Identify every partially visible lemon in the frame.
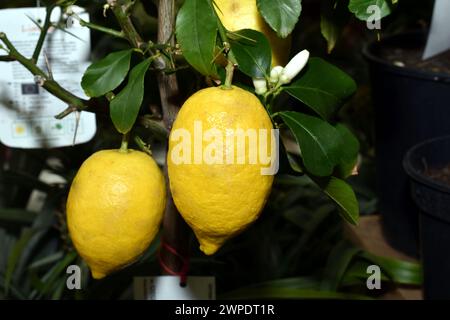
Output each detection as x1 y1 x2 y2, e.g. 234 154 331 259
67 149 166 279
215 0 292 66
168 86 274 255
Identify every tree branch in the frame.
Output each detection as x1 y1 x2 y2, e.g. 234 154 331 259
157 0 190 278
32 4 55 63
157 0 181 130
111 1 166 70
78 18 126 39
0 55 14 61
0 32 108 118
0 32 87 109
111 1 144 49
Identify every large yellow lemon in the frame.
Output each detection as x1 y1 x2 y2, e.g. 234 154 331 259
168 86 274 255
215 0 292 66
67 149 166 279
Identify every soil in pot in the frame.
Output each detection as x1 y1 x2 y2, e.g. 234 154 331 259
425 164 450 186
379 45 450 74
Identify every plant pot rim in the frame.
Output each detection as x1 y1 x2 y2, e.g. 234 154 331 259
403 135 450 195
362 30 450 83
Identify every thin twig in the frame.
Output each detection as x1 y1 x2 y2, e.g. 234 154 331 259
32 4 56 63
77 17 126 39
0 55 14 61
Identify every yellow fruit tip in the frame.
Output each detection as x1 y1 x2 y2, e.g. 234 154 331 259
91 269 106 280
199 240 222 255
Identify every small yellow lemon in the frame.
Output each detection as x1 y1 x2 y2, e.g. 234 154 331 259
215 0 292 66
67 149 166 279
168 86 274 255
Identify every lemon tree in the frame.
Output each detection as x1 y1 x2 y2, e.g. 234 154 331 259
0 0 401 288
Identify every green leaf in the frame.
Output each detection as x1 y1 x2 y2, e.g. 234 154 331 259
280 111 341 176
229 29 272 78
313 176 359 224
359 251 423 285
335 124 360 178
28 251 64 271
257 0 302 38
81 50 132 97
0 208 36 225
284 58 357 120
320 0 351 53
220 277 370 299
348 0 392 21
0 274 26 299
34 252 77 299
176 0 218 76
110 59 152 134
341 260 390 286
4 228 36 295
321 241 361 290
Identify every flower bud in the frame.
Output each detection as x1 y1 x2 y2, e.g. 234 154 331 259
279 50 310 84
269 66 284 84
253 78 267 95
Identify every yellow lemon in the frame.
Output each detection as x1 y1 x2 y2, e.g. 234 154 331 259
168 86 274 255
215 0 292 66
67 149 166 279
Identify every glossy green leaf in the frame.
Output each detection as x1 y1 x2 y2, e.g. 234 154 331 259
320 0 351 53
348 0 392 21
335 123 360 178
280 111 341 176
284 58 357 120
81 50 132 97
313 176 359 224
229 29 271 78
110 59 152 134
176 0 218 76
257 0 302 38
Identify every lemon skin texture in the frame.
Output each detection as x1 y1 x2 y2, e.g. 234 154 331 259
215 0 292 66
168 86 274 255
67 149 166 279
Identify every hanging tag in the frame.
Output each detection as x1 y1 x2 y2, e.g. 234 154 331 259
134 276 216 300
423 0 450 60
0 6 96 148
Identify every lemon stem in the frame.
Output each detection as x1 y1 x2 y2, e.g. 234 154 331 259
223 60 234 89
213 5 235 90
120 132 129 153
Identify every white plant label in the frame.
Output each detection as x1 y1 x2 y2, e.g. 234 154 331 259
0 6 96 148
423 0 450 60
134 276 216 300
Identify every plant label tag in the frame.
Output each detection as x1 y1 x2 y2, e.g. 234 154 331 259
0 6 96 149
423 0 450 60
134 276 216 300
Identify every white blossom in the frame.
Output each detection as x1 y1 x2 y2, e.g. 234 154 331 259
279 50 310 85
253 78 268 95
269 66 284 84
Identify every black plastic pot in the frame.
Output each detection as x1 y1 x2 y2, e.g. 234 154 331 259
404 136 450 299
363 32 450 257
